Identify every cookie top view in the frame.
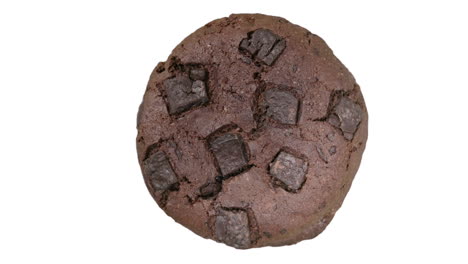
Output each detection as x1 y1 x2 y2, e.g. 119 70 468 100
136 13 368 249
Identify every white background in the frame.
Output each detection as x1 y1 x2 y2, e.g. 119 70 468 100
1 0 467 263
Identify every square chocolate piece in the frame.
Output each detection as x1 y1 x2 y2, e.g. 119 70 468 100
239 29 286 66
143 151 178 191
262 88 299 125
269 151 308 191
209 133 249 176
164 75 208 115
328 97 362 140
215 208 251 249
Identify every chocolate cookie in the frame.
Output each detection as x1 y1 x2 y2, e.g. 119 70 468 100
136 13 368 249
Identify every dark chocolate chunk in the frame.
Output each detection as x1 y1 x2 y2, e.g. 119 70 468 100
269 151 308 192
209 133 249 176
239 29 286 66
189 68 207 81
164 75 208 115
143 151 178 191
261 88 299 125
215 208 251 249
199 182 222 198
328 97 362 140
262 39 286 66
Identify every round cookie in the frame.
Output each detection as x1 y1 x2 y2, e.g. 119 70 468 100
136 13 368 249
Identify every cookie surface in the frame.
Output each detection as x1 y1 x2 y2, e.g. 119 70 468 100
137 13 368 249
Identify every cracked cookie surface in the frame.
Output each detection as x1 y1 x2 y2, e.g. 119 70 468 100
137 13 368 249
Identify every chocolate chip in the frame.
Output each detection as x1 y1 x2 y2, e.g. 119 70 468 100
209 133 249 176
262 39 286 66
189 68 207 81
261 88 299 125
269 151 308 192
328 97 362 140
215 208 251 249
164 76 208 115
199 182 222 198
143 151 178 191
239 29 286 66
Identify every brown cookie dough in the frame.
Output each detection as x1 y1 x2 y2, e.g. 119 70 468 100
136 13 368 249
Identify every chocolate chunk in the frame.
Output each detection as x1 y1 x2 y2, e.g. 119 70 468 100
215 208 251 249
262 88 299 125
269 151 308 191
262 39 286 66
143 151 178 191
328 97 362 140
164 75 208 115
209 133 249 176
239 29 286 66
199 182 222 198
189 68 207 81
